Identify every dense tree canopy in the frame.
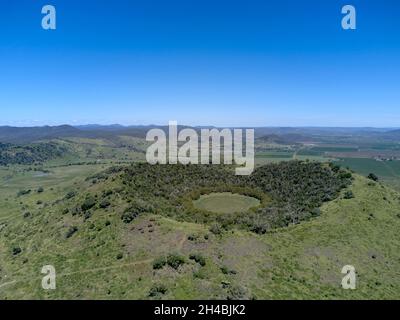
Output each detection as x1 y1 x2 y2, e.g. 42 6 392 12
0 142 68 165
120 161 352 233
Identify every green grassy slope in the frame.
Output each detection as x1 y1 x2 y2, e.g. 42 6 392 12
0 165 399 299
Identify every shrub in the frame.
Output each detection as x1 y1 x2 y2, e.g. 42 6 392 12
121 210 139 224
103 189 113 197
65 191 76 199
344 191 354 199
367 173 379 182
329 163 341 173
250 222 267 234
99 199 111 209
338 170 352 179
166 254 186 270
227 285 248 300
83 211 92 221
65 226 78 238
121 199 153 223
189 253 206 266
153 256 167 270
187 234 198 241
37 187 44 193
130 199 154 214
81 197 96 211
148 284 168 298
311 208 321 217
71 206 81 216
17 189 31 197
220 266 235 275
12 246 22 255
210 223 223 235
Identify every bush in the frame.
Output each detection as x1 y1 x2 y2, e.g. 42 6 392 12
121 199 153 223
121 210 139 224
187 234 198 241
37 187 44 193
83 211 92 221
17 189 31 197
189 253 206 266
338 170 352 180
367 173 379 182
227 285 248 300
344 191 354 199
99 199 111 209
81 197 96 211
220 266 236 275
148 284 168 298
250 222 267 234
311 208 321 217
153 256 166 270
210 223 223 235
103 189 113 197
65 191 76 199
65 226 78 238
12 246 22 255
329 163 341 173
166 254 186 270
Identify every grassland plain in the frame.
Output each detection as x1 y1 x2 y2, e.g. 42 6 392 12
0 159 399 299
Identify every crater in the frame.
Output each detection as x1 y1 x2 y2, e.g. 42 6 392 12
193 192 260 214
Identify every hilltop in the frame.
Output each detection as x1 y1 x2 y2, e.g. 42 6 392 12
0 161 399 299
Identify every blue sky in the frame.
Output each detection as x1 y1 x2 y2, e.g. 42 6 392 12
0 0 399 127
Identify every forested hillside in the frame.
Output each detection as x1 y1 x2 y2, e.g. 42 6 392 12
0 142 69 165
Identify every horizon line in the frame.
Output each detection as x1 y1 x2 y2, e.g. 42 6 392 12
0 123 399 129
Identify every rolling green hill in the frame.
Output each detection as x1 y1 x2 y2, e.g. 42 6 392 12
0 161 399 299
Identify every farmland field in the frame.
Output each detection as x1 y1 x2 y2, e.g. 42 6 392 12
335 158 400 190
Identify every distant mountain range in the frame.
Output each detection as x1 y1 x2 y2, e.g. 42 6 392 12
0 124 399 144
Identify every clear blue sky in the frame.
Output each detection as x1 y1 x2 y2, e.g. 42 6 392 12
0 0 399 127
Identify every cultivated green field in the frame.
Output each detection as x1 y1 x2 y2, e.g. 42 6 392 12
336 158 400 191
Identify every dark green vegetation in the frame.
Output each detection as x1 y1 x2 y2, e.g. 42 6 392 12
0 125 400 300
121 162 351 234
0 142 69 165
